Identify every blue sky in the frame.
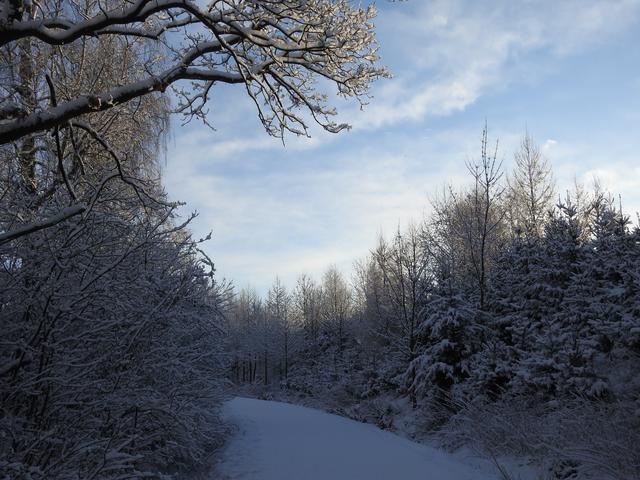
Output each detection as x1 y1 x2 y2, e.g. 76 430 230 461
164 0 640 294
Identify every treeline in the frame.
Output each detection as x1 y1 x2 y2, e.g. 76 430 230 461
0 15 232 480
228 129 640 478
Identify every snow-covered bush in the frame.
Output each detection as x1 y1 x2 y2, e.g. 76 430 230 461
441 396 640 480
0 181 232 478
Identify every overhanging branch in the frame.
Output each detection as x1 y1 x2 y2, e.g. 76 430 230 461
0 203 86 245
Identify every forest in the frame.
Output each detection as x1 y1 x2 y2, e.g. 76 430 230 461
1 0 639 479
227 130 640 479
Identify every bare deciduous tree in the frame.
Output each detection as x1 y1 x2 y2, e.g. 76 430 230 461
506 133 555 239
372 224 431 364
320 265 351 352
293 273 323 342
429 126 507 309
0 0 388 144
1 0 387 244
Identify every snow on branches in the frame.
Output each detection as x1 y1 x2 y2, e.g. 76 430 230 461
0 0 388 144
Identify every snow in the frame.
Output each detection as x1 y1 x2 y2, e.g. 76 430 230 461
216 397 499 480
0 203 86 243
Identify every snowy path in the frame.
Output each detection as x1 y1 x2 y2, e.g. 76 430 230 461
216 397 497 480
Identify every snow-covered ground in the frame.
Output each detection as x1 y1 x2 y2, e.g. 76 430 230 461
216 397 500 480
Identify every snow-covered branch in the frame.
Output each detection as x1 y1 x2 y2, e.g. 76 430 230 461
0 203 86 244
0 0 388 144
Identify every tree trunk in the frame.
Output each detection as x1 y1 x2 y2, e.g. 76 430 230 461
264 350 268 385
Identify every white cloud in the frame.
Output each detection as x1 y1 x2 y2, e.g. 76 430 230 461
349 0 640 130
163 0 640 293
165 124 494 293
581 167 640 192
